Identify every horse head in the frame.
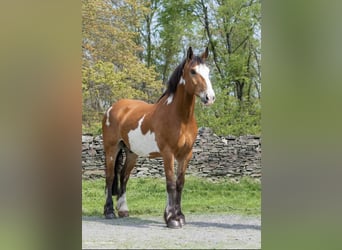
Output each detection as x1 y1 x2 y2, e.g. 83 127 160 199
182 47 215 105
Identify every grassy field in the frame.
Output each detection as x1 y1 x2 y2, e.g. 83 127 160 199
82 176 261 217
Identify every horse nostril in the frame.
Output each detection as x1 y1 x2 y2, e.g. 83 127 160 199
206 94 210 101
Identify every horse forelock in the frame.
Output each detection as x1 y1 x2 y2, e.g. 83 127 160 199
190 55 204 66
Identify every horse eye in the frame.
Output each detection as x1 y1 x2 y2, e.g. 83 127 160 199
190 69 196 75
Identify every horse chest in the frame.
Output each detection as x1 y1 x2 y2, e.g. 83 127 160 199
175 130 196 154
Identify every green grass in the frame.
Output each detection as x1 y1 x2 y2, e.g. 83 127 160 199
82 176 261 217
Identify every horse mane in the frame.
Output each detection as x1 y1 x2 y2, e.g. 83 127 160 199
157 60 186 103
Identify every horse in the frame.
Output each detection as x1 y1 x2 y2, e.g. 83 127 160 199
102 47 215 228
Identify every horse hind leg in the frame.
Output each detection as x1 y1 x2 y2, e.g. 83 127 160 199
103 143 121 219
112 147 124 196
117 145 138 218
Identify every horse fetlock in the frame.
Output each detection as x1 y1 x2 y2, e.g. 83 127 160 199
164 208 184 228
104 212 116 219
104 209 116 219
164 205 174 222
104 205 116 219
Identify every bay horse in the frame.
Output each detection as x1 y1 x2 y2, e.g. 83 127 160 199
102 47 215 228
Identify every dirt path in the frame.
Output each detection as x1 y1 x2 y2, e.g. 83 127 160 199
82 214 261 249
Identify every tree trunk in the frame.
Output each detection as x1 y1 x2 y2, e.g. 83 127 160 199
200 0 224 80
235 80 245 101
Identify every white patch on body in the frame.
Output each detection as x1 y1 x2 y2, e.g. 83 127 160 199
127 115 160 156
117 193 129 211
165 94 174 105
194 64 215 102
105 106 113 127
179 76 186 85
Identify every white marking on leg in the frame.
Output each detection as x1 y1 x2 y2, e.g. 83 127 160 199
105 106 113 127
117 193 129 211
127 115 160 156
165 94 174 105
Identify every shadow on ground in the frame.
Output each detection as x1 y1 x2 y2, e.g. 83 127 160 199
189 221 260 230
82 216 163 228
82 215 260 231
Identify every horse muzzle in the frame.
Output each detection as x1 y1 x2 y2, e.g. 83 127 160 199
200 92 215 106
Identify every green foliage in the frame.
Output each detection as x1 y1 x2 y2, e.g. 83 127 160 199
82 0 163 134
82 176 261 216
196 92 261 136
82 0 261 136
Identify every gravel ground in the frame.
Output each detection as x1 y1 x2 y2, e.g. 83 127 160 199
82 214 261 249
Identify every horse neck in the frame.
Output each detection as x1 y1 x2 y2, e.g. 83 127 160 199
173 84 196 122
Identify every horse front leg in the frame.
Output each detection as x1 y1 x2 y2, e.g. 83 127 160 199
175 152 192 226
163 153 181 228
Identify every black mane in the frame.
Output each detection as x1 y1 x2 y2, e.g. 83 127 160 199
157 56 204 103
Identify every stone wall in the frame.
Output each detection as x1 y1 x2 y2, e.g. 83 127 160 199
82 127 261 180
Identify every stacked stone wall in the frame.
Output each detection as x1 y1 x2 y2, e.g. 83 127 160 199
82 127 261 180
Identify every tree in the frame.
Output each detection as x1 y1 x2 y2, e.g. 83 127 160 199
82 0 261 136
82 0 162 133
137 0 161 68
194 0 261 101
193 0 261 135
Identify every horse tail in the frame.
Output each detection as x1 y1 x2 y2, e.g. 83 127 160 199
112 148 123 196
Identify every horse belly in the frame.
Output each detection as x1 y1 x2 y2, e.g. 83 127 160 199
127 117 160 157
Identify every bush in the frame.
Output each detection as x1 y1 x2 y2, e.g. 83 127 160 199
195 93 261 136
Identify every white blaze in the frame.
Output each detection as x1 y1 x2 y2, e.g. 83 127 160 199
127 115 160 156
195 64 215 101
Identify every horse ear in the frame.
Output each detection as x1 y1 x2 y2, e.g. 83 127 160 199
201 47 209 60
186 47 193 61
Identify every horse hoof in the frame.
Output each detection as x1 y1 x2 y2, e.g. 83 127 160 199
105 212 116 219
118 210 129 218
167 219 182 229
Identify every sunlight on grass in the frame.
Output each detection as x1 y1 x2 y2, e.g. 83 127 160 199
82 176 260 217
